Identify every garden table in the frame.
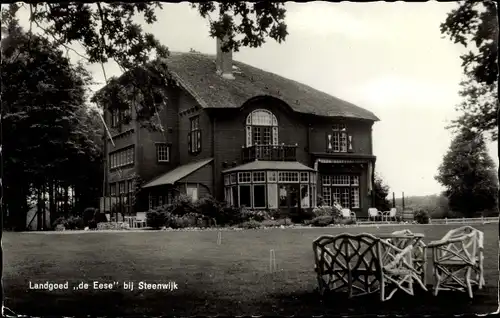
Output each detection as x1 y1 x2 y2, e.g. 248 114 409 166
379 231 427 286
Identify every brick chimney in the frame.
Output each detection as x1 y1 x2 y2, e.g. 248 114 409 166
216 35 234 80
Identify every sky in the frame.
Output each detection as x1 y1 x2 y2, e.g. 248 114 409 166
11 2 499 197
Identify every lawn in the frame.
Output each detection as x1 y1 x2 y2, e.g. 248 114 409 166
3 223 499 316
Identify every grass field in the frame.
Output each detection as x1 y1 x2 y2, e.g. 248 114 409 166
3 223 499 316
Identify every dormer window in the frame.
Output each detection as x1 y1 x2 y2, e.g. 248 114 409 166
326 124 353 153
245 109 278 147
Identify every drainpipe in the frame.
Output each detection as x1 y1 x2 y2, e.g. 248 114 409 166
212 113 216 198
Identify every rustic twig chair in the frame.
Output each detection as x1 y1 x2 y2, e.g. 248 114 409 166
313 233 427 302
428 226 485 298
368 208 380 221
382 229 427 285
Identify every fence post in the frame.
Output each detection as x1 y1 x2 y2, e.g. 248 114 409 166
429 218 432 225
445 217 448 225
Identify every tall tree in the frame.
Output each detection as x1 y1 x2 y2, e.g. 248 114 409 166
1 12 102 230
373 174 392 212
441 0 498 140
13 2 288 123
435 128 499 217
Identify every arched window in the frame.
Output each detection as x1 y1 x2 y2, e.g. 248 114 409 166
245 109 278 147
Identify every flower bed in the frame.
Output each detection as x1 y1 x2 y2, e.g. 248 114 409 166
97 222 130 231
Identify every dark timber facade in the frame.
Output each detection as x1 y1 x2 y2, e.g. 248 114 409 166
99 38 379 219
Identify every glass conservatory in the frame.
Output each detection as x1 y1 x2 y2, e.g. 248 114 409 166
223 162 317 211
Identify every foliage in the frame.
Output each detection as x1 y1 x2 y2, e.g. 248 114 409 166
83 207 96 225
441 1 498 140
396 193 450 219
305 215 334 227
373 173 392 212
52 216 85 230
237 220 262 229
312 206 335 217
196 195 223 224
435 128 498 217
260 218 292 227
414 209 430 224
3 2 288 125
1 12 103 230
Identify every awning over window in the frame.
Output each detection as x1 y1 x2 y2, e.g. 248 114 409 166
222 160 314 173
142 158 213 188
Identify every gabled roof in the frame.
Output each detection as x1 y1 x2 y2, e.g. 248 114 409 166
163 52 379 121
142 158 213 188
222 160 315 173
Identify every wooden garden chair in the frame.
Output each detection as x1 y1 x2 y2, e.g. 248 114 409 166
341 208 357 220
368 208 380 221
428 226 485 298
313 233 427 302
132 212 147 228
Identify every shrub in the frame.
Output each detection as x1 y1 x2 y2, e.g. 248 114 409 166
336 218 356 225
83 207 96 225
414 209 430 224
260 218 293 227
52 217 66 229
307 215 334 227
312 206 334 217
170 195 197 216
196 196 222 221
93 210 108 223
217 206 241 226
52 216 84 230
238 220 262 229
147 210 170 229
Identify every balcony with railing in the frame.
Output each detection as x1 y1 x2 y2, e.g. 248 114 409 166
242 144 298 163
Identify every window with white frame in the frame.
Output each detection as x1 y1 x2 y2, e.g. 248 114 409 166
188 116 201 154
326 124 352 153
253 171 266 183
222 169 318 209
267 171 277 182
230 173 237 184
156 143 170 162
321 174 360 209
300 172 309 183
245 109 278 147
278 172 299 182
238 172 251 183
186 185 199 202
109 146 135 169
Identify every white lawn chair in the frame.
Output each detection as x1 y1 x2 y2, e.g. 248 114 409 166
368 208 380 221
383 208 398 222
341 208 356 220
133 212 147 228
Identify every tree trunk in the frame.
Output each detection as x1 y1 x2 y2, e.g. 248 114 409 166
36 186 42 231
42 183 47 230
49 180 55 227
64 186 69 216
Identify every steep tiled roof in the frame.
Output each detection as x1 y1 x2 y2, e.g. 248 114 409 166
163 52 379 121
